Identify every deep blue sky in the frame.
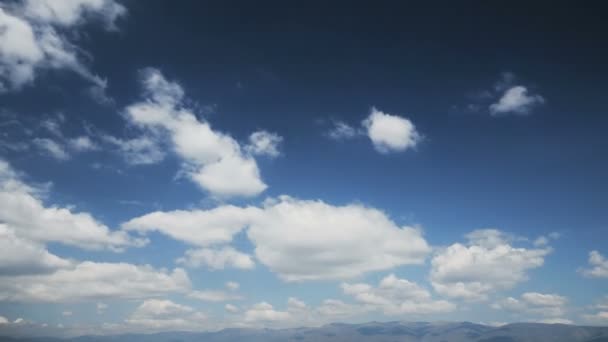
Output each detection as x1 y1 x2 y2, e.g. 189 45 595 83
0 0 607 337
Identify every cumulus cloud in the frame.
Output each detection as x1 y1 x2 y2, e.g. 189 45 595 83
580 250 608 278
124 196 431 281
489 86 545 115
126 299 206 331
176 247 255 270
68 136 98 152
0 224 72 275
430 229 552 300
464 73 545 116
241 297 368 328
189 290 241 303
122 68 268 197
0 261 190 302
0 158 145 251
492 292 568 319
244 302 291 323
342 274 455 315
583 297 608 325
225 304 239 313
123 205 259 247
362 107 421 153
0 0 125 92
188 281 243 302
245 130 282 157
247 196 430 281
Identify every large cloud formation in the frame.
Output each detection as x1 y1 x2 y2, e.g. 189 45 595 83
122 68 277 197
430 229 552 300
124 196 431 281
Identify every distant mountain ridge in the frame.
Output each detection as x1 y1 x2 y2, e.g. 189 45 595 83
2 321 608 342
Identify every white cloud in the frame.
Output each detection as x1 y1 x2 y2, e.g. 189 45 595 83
68 136 98 152
225 304 239 313
123 205 259 246
0 0 124 92
101 135 165 165
176 247 255 270
20 0 126 28
245 130 282 157
0 316 8 324
188 290 242 302
225 281 239 291
583 297 608 326
62 311 72 317
580 250 608 278
341 273 455 315
492 292 568 319
326 120 358 140
362 107 420 153
489 86 545 115
0 158 145 251
247 196 430 281
123 68 267 197
33 138 69 160
0 224 72 275
125 196 430 281
430 229 552 300
126 299 206 331
96 302 108 314
0 261 190 302
238 297 357 326
244 302 291 323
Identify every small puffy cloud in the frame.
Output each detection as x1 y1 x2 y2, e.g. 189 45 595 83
244 302 291 323
123 68 267 197
0 158 145 251
0 0 125 92
188 289 242 302
96 302 108 314
464 73 545 116
326 120 359 140
62 311 72 317
226 281 239 291
68 136 98 152
580 250 608 278
342 274 455 315
0 261 190 302
430 229 552 300
493 292 568 319
490 86 545 115
176 247 255 270
0 316 9 324
225 304 239 313
126 299 206 332
124 196 430 281
362 108 421 153
33 138 69 160
245 130 282 157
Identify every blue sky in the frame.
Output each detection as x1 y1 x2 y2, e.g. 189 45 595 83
0 0 607 337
